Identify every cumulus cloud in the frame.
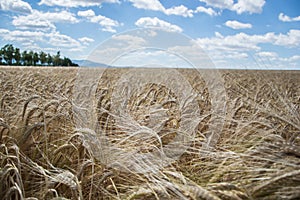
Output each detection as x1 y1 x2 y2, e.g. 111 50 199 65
13 17 56 31
273 29 300 47
197 32 259 52
12 10 78 31
129 0 193 17
215 32 224 38
196 29 300 68
199 0 233 9
0 0 32 13
197 30 300 53
135 17 183 33
78 37 95 45
48 32 81 48
165 5 194 17
0 29 10 35
232 0 265 14
225 20 252 29
128 0 164 11
288 55 300 62
77 9 120 33
194 6 218 16
199 0 266 14
256 51 278 58
0 28 92 53
38 0 119 7
254 52 300 69
0 28 45 44
279 13 300 22
77 9 95 18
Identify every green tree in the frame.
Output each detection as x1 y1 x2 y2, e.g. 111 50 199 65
14 48 21 65
33 52 39 66
62 57 71 66
53 51 61 66
39 51 47 66
21 50 27 66
27 51 34 66
47 53 52 66
0 44 78 67
61 57 78 66
2 44 14 65
0 48 3 64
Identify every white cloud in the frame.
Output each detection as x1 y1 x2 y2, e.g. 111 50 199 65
38 0 119 7
165 5 194 18
0 0 32 13
273 29 300 47
78 37 95 45
256 51 278 58
135 17 183 33
226 52 248 59
78 10 95 18
200 0 266 14
288 55 300 62
194 6 218 16
77 9 120 33
208 51 249 60
48 32 81 48
199 0 233 9
232 0 265 14
196 30 300 68
12 10 78 31
275 55 300 63
129 0 193 17
196 30 300 52
279 13 300 22
215 32 224 38
0 28 90 53
13 17 56 31
225 20 252 29
0 29 10 35
197 32 260 52
37 10 78 23
128 0 164 11
0 29 45 43
254 52 300 69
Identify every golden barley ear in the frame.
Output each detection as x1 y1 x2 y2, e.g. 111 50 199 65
252 170 300 198
22 95 40 121
0 119 10 141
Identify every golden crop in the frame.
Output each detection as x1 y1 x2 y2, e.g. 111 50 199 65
0 66 299 199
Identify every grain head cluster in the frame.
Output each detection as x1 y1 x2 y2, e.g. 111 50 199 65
0 66 299 199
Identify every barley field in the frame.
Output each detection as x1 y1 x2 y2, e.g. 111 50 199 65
0 66 299 200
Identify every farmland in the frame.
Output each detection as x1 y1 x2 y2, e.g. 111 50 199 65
0 66 299 199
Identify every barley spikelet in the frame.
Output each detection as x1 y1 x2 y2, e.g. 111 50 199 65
22 95 40 121
252 170 300 198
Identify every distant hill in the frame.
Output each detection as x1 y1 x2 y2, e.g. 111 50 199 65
73 60 111 67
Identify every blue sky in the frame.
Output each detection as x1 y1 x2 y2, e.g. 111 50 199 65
0 0 299 69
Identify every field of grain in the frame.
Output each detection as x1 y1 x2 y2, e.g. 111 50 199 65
0 66 299 200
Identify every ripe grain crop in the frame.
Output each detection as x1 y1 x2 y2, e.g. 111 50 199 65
0 66 299 199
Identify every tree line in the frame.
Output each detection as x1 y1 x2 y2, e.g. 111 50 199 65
0 44 78 67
